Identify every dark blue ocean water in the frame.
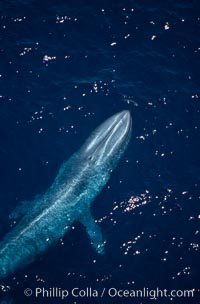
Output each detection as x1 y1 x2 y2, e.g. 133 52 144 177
0 0 199 303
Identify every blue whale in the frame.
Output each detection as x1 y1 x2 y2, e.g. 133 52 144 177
0 110 132 279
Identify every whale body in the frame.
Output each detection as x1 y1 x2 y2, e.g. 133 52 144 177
0 110 132 279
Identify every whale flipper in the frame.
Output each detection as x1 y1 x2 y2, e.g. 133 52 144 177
9 200 32 220
80 210 105 254
9 194 44 220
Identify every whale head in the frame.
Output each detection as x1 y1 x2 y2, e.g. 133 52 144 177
81 110 132 169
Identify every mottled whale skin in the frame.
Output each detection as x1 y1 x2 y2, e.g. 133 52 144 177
0 110 132 279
